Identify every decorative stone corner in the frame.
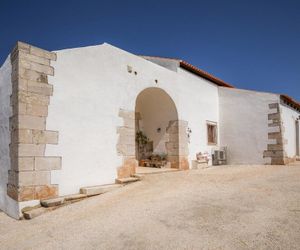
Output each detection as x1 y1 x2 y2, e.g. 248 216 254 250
116 109 138 179
166 120 189 170
7 42 61 201
263 103 287 165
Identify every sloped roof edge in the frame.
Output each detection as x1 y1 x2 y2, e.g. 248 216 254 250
141 55 234 88
280 94 300 112
179 60 234 88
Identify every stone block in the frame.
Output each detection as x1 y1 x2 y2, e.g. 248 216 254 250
263 150 285 158
18 157 35 171
269 103 279 109
119 109 135 120
30 46 57 61
271 157 285 165
166 126 178 134
268 126 281 133
11 42 30 57
7 184 35 201
115 177 140 184
34 156 62 170
18 50 50 65
34 185 58 200
117 164 136 179
80 184 122 196
18 91 50 106
27 81 53 96
268 113 281 121
179 156 189 170
268 132 282 140
123 117 135 128
18 170 51 186
41 197 64 207
20 69 48 83
167 148 180 156
21 60 54 75
26 104 48 116
32 130 58 144
18 129 33 143
18 115 46 130
63 193 87 201
166 142 179 150
118 134 134 145
268 121 281 127
117 144 135 156
12 77 27 91
8 170 18 186
117 126 135 136
267 144 283 151
263 157 272 165
18 144 45 156
23 207 47 220
18 103 27 115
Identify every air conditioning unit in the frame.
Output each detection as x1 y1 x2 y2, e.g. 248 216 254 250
212 147 227 165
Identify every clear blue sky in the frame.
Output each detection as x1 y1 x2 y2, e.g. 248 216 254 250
1 0 299 100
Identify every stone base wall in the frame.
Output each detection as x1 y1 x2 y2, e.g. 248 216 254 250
116 109 137 178
7 42 61 201
263 103 287 165
166 120 189 170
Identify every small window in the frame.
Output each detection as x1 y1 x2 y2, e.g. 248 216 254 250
207 122 217 145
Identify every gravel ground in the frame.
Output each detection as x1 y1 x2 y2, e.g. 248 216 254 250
0 164 300 250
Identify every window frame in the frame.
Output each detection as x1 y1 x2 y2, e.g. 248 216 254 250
206 121 218 145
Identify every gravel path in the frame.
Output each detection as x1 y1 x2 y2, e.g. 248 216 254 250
1 164 300 250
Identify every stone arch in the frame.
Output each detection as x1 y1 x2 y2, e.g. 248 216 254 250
116 87 189 179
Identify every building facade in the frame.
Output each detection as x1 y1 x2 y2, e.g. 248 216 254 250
0 42 299 219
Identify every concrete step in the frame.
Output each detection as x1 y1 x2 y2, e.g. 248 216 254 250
63 193 87 201
115 177 140 184
41 197 65 208
80 184 123 196
23 207 48 219
296 156 300 161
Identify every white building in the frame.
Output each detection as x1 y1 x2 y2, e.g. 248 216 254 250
0 42 299 219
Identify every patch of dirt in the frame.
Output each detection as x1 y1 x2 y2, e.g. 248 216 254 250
0 164 299 249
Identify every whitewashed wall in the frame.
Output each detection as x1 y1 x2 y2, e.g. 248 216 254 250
219 87 279 164
0 56 24 218
281 104 300 158
46 43 220 196
0 56 12 214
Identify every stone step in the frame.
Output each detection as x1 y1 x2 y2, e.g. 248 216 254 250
23 207 48 219
296 156 300 161
115 177 140 184
41 197 65 207
132 174 145 179
63 193 87 201
80 184 123 196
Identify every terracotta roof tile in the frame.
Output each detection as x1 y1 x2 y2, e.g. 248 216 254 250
179 60 234 88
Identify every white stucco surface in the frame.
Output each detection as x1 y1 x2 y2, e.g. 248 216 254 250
219 87 280 164
281 104 300 158
46 43 220 196
0 56 20 218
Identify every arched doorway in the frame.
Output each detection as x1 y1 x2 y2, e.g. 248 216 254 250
116 88 189 179
135 87 186 170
